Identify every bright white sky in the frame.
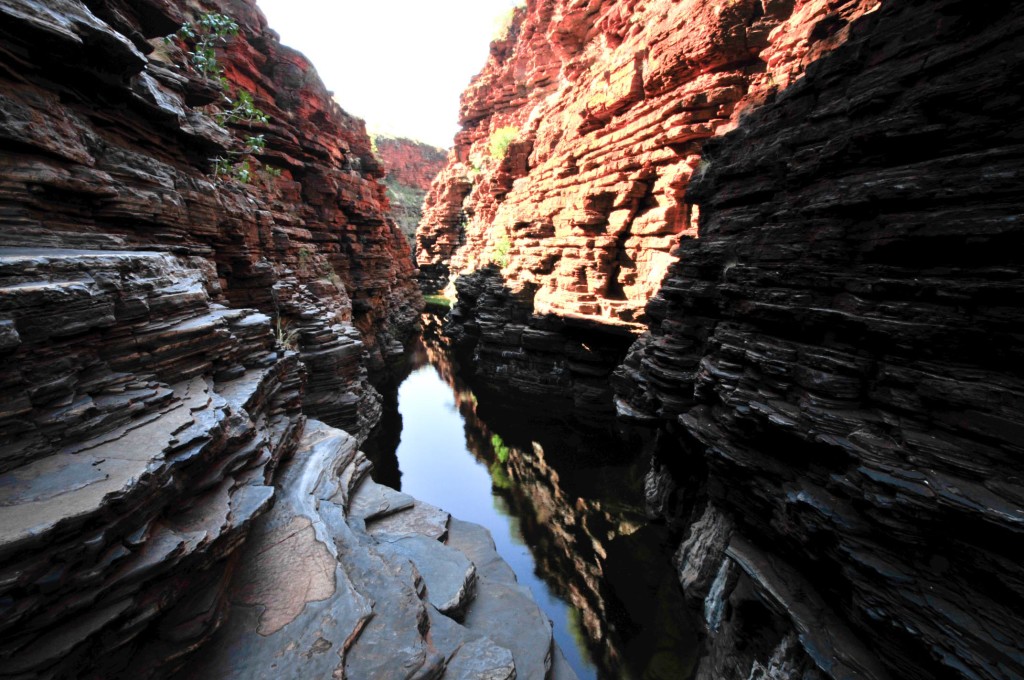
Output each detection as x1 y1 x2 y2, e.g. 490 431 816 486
257 0 521 148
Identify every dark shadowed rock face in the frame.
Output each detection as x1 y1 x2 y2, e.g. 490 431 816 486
616 1 1024 678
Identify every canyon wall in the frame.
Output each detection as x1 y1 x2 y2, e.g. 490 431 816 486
420 0 1024 678
417 0 879 407
374 135 447 250
0 0 437 676
0 0 421 438
612 1 1024 679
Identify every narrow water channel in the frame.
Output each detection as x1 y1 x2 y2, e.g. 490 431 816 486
364 314 700 680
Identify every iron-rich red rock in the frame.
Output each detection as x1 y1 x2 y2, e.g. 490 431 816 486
0 0 422 437
374 135 448 251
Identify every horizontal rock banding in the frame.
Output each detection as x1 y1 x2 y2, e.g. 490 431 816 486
616 1 1024 678
417 0 878 401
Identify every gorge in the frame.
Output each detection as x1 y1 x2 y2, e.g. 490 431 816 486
1 0 1022 679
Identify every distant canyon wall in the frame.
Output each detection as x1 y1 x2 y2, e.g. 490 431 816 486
374 135 447 252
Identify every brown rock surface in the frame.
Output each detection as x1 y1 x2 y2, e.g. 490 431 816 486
417 0 878 397
0 0 422 437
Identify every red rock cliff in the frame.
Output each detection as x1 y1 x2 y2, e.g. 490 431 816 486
418 0 878 326
374 135 447 250
417 0 878 411
376 135 447 191
0 0 422 437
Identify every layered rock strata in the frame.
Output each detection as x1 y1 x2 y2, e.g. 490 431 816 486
615 1 1024 678
0 249 303 677
0 0 567 677
374 135 448 252
417 0 878 398
0 0 421 438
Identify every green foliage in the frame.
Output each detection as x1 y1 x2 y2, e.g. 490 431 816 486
490 434 510 464
275 315 301 350
216 91 269 127
489 126 518 160
492 233 511 268
423 294 452 311
166 13 275 185
168 12 239 81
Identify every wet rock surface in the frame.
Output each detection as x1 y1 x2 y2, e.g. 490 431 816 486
616 1 1024 678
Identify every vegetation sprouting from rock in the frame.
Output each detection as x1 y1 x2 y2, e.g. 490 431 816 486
488 126 518 160
167 12 279 183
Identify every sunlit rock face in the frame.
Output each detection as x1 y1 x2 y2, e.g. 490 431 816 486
616 1 1024 679
374 135 448 252
417 0 878 401
0 0 421 437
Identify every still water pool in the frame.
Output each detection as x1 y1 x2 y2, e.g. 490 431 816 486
364 317 699 680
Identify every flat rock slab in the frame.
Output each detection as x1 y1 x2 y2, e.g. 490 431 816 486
425 605 515 680
177 423 373 680
0 377 210 558
445 518 517 585
367 500 450 541
462 578 553 680
445 636 517 680
340 534 444 680
349 478 416 521
375 533 477 616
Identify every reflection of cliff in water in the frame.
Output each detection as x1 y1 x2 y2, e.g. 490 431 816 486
368 313 700 680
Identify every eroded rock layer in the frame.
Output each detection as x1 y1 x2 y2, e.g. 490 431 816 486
0 249 303 678
0 0 421 437
615 1 1024 678
417 0 878 398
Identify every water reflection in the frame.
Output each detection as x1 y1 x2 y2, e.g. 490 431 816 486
365 314 699 680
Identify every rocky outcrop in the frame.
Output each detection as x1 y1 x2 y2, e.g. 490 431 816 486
0 249 303 678
376 135 448 193
0 0 421 438
374 135 447 252
417 0 878 400
179 418 574 680
615 1 1024 678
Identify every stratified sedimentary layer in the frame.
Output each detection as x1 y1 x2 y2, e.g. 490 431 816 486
0 0 421 436
417 0 877 402
615 2 1024 678
0 249 303 678
177 419 576 680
